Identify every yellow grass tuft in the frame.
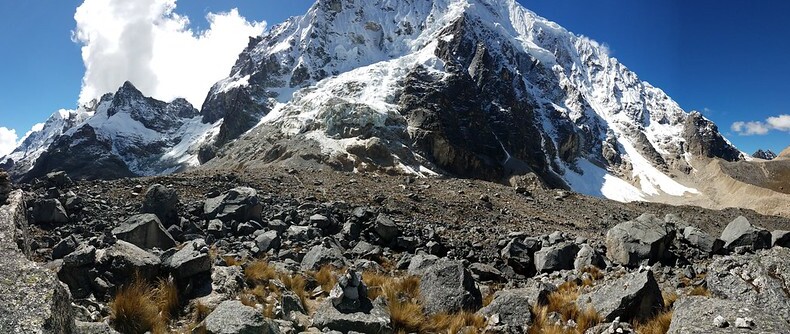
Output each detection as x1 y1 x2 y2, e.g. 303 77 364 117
528 279 602 334
688 285 710 297
312 266 339 293
634 310 673 334
424 311 486 334
244 260 278 285
109 277 166 334
153 276 180 321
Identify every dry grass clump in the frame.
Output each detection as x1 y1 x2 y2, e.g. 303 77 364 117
634 310 673 334
424 311 486 333
312 265 339 293
153 277 179 321
109 276 173 334
244 260 278 284
688 285 710 297
242 259 311 315
528 277 604 334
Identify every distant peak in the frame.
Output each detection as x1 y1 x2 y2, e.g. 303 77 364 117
752 149 777 160
117 81 143 96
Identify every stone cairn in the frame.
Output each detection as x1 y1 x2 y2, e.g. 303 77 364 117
329 269 369 312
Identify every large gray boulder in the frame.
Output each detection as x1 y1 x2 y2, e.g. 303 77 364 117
301 244 348 272
477 289 533 330
668 296 788 333
255 230 281 253
706 247 790 323
140 184 179 226
96 240 161 284
0 191 75 333
534 242 579 273
605 214 675 267
112 214 176 250
719 216 771 251
419 259 482 315
204 300 278 334
406 253 439 276
574 243 606 271
577 270 664 323
204 187 262 223
682 226 724 254
312 297 392 334
500 238 538 276
163 239 211 280
374 213 400 242
32 198 69 224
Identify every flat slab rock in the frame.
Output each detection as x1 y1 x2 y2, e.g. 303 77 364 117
706 247 790 323
312 297 392 334
0 191 74 333
668 296 788 333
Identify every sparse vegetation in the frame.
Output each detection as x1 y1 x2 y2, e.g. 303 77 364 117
688 285 711 297
109 276 167 334
424 311 486 333
312 265 339 293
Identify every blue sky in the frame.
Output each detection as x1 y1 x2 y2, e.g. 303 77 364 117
0 0 787 155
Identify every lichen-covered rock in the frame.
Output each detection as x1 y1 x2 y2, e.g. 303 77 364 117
605 214 675 267
163 238 211 280
204 300 278 334
32 198 69 225
682 226 724 254
300 243 348 272
419 259 482 315
204 187 262 223
478 289 533 330
534 242 580 273
706 247 790 323
312 296 392 334
0 191 75 333
577 270 664 323
668 296 788 333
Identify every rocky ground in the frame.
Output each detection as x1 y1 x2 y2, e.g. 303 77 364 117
1 168 790 333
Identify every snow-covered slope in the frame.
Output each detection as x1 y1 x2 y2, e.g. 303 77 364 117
4 82 219 181
202 0 742 203
1 108 93 174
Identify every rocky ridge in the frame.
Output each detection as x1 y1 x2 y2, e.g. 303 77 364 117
1 170 788 333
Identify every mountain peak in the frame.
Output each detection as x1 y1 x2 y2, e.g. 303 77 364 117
753 149 777 160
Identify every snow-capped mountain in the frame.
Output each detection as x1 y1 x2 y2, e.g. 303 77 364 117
2 82 218 181
1 108 93 174
2 0 749 205
200 0 742 202
752 149 777 160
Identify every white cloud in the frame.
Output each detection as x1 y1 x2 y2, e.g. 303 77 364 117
0 127 19 157
766 114 790 132
732 113 790 136
73 0 266 109
731 121 770 136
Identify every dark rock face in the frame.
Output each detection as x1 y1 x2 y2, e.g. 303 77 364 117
140 184 179 227
32 199 69 225
312 297 392 334
419 259 482 315
0 171 10 204
683 112 742 162
111 214 176 250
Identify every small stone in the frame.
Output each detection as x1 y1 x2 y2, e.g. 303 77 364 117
734 317 754 329
713 315 728 328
